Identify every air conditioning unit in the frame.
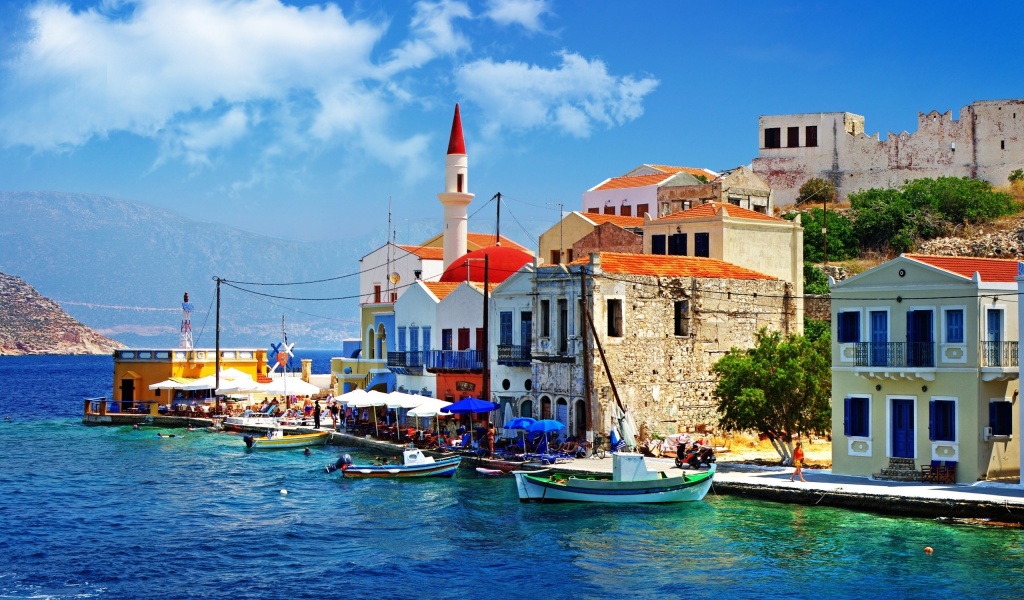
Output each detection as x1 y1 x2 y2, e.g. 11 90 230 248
983 426 993 441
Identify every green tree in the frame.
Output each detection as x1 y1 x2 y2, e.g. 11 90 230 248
1009 169 1024 184
797 177 838 206
803 319 830 343
795 208 858 262
804 264 830 295
713 328 832 463
902 176 1018 225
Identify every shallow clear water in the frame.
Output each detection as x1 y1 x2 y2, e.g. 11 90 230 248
1 356 1023 599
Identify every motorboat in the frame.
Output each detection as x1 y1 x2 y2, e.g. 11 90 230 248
325 446 461 478
243 429 329 449
513 453 715 503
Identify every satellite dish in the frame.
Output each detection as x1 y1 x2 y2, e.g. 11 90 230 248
389 272 401 284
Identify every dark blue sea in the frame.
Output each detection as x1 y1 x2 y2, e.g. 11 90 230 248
2 355 1024 600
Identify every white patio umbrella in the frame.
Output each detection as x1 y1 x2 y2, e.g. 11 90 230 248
407 398 453 443
257 376 322 397
148 378 194 391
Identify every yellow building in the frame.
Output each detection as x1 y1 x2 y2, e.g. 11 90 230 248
111 347 268 414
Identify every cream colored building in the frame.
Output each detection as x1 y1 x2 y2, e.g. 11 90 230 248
538 211 644 266
642 202 804 331
753 99 1024 206
831 254 1020 484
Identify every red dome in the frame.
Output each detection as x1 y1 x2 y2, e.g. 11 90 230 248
439 245 533 284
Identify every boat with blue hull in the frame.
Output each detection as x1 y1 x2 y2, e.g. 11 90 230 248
514 453 715 503
326 446 461 478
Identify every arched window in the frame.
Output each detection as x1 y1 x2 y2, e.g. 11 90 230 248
573 399 586 436
541 396 552 420
366 327 376 359
555 398 568 427
520 398 533 419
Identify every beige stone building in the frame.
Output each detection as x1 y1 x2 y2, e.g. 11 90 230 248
655 165 772 216
643 202 804 332
537 211 644 266
831 254 1020 484
528 252 798 443
753 99 1024 206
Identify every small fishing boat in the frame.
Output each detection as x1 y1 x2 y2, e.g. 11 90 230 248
325 446 461 478
243 429 329 450
513 453 715 503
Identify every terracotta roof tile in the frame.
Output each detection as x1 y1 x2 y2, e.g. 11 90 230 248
580 212 646 228
657 202 782 222
904 254 1022 283
592 173 676 191
397 245 445 260
644 164 719 179
570 251 775 280
423 282 461 300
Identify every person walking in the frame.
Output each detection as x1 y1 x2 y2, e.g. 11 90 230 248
789 440 806 482
313 399 321 429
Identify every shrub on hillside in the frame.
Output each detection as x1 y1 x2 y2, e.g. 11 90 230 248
804 264 831 295
792 208 858 263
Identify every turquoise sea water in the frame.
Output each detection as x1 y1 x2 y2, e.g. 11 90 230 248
2 355 1024 599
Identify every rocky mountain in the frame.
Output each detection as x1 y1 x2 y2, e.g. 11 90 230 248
0 272 125 355
0 191 374 348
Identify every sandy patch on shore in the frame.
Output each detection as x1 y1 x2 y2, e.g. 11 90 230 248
713 436 833 469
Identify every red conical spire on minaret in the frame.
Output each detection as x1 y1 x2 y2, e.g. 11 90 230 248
447 103 466 155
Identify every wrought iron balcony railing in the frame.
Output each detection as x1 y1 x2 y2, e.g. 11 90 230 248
386 351 425 370
854 342 935 368
425 349 483 372
497 344 532 366
980 341 1019 367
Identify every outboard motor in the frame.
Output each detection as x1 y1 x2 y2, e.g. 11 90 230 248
325 454 353 474
243 434 255 449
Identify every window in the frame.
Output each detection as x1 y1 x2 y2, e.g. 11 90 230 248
636 203 649 218
373 284 381 303
520 312 533 347
727 195 741 206
442 329 453 351
668 233 687 256
837 311 861 343
397 326 407 352
805 125 818 147
621 204 632 217
458 328 471 350
843 396 869 437
604 205 615 215
607 299 623 337
422 326 431 350
499 312 513 345
410 327 420 352
540 300 550 337
990 401 1013 436
764 127 781 149
457 173 464 192
945 309 964 344
567 249 574 263
558 299 569 353
674 300 690 336
929 399 956 442
550 249 561 265
694 232 710 257
651 234 666 255
787 126 800 147
1001 140 1005 150
588 207 599 214
476 328 484 351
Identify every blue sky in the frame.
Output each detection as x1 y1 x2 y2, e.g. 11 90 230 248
2 0 1023 249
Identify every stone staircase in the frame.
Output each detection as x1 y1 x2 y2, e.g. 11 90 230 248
873 457 921 482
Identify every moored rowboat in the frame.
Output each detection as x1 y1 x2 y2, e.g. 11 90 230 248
513 453 715 503
243 430 329 449
326 447 461 478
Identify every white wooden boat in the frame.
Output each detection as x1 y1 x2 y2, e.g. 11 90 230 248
325 447 461 478
243 429 329 449
513 453 715 503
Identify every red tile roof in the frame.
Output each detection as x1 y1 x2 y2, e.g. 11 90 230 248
423 282 461 300
644 164 719 179
571 252 775 280
657 202 782 222
580 212 646 228
397 245 445 260
904 254 1022 283
592 173 676 191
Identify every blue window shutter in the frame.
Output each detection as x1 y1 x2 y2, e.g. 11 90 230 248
422 326 431 351
989 402 997 429
928 400 936 441
397 327 406 352
843 397 852 436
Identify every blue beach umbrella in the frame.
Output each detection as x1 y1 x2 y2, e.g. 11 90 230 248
527 419 566 453
440 397 500 415
503 417 536 430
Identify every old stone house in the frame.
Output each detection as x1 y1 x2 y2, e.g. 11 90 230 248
528 251 798 444
538 211 644 266
752 99 1024 206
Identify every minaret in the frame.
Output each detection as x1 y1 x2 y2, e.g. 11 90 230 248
437 103 474 269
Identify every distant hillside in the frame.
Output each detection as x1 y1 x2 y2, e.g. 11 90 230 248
0 272 124 355
0 192 372 348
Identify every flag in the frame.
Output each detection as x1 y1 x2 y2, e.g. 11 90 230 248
610 427 626 452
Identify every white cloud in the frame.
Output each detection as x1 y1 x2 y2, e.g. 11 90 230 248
456 51 659 138
483 0 549 32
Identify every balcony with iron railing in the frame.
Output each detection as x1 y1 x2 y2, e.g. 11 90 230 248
497 344 532 366
425 349 483 373
386 351 425 373
980 341 1019 368
854 342 935 368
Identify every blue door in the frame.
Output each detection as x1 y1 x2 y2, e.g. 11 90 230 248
870 310 888 366
891 399 914 458
906 309 934 367
987 309 1003 366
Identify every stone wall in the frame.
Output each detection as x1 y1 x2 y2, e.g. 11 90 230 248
587 272 796 438
804 294 831 321
572 222 642 258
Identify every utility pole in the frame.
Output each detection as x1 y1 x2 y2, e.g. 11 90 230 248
214 276 221 414
482 254 490 405
580 267 592 437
